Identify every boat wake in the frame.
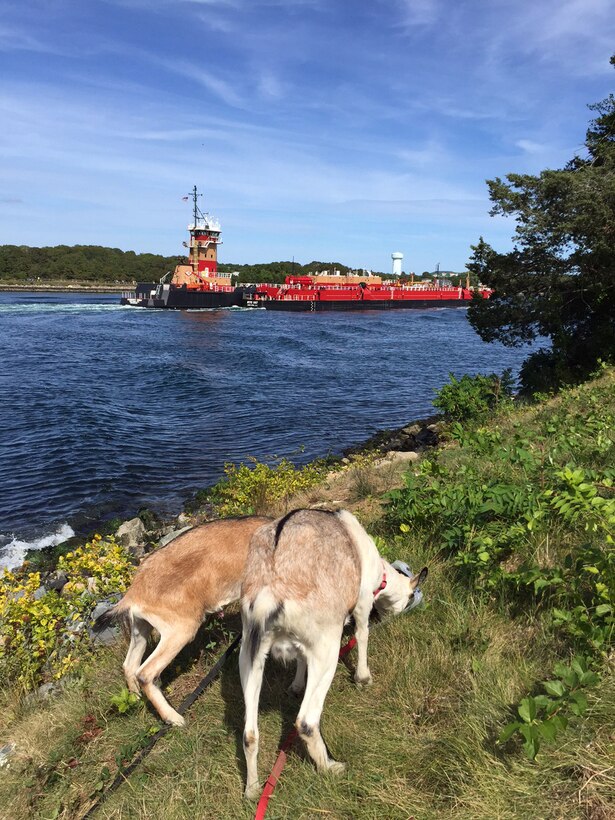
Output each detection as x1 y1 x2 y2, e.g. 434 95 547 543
0 523 75 571
0 303 126 315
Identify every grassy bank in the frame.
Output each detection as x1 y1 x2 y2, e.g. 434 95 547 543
0 370 613 819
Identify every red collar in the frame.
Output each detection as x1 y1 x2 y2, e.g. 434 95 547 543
373 563 387 597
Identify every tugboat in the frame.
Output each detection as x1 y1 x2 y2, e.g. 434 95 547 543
120 187 247 309
248 271 491 311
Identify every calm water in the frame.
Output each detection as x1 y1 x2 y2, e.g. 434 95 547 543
0 291 532 566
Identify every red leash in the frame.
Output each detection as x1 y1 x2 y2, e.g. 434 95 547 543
253 636 357 820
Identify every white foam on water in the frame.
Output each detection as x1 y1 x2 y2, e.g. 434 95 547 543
0 523 75 571
0 303 125 314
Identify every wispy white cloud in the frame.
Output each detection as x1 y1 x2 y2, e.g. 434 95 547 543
479 0 615 77
257 70 285 100
395 0 440 28
515 139 546 155
146 56 246 108
0 23 66 54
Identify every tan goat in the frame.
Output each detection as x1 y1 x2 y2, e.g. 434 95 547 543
95 516 271 726
239 508 427 799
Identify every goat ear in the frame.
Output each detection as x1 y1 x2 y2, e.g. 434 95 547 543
411 567 428 589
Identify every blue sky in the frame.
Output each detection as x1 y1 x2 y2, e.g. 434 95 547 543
0 0 613 274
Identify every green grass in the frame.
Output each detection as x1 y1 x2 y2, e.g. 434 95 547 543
1 370 614 819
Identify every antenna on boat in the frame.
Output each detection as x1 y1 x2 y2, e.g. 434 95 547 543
190 185 202 227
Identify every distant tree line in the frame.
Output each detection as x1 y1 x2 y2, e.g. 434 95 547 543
0 245 183 284
0 244 473 287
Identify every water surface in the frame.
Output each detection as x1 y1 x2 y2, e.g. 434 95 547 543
0 291 532 566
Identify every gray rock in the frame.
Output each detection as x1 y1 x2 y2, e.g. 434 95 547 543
48 573 68 592
116 517 146 549
387 450 420 464
158 525 192 548
67 618 86 634
0 742 16 768
176 512 191 527
415 427 439 447
33 585 47 601
402 423 421 436
89 599 120 645
37 682 57 698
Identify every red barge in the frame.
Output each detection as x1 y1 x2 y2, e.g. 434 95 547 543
248 272 491 311
121 187 491 311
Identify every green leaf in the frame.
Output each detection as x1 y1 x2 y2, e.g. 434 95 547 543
595 604 612 616
518 697 537 723
570 691 588 715
543 679 566 698
519 724 540 760
498 721 522 743
538 718 558 741
550 714 568 733
570 657 587 677
553 661 569 678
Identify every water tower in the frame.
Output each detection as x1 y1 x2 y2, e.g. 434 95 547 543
391 251 403 277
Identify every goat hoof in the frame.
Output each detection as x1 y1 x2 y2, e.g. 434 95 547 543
165 712 186 727
244 782 262 801
354 673 373 688
125 677 141 695
327 761 347 776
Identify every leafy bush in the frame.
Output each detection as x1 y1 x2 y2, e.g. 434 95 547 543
205 456 328 516
433 370 515 421
109 687 142 715
387 373 614 757
498 657 600 760
0 535 134 689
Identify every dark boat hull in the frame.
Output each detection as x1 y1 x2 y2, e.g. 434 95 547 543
121 285 247 309
164 287 245 309
262 298 470 311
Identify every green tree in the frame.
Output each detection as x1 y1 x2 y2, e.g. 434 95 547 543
468 58 615 394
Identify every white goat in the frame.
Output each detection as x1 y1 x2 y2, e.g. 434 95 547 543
239 508 427 799
95 516 272 726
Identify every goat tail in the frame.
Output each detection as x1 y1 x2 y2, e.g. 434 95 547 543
91 597 129 632
249 586 281 626
243 587 284 664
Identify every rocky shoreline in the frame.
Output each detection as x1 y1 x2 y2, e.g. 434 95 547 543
21 413 444 578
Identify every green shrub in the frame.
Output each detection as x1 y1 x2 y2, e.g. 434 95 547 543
387 374 615 757
433 369 515 421
498 656 600 760
0 535 134 689
206 456 328 516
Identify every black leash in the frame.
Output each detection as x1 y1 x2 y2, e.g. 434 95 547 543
80 634 241 819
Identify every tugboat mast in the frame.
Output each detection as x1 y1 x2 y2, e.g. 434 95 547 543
183 185 221 278
191 184 201 230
